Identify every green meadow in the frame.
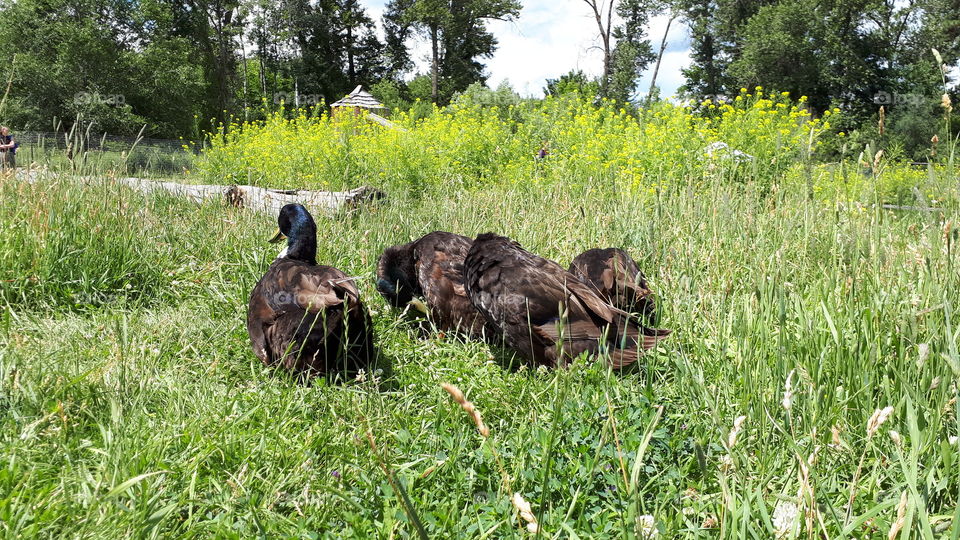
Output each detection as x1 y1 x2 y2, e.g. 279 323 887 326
1 105 959 537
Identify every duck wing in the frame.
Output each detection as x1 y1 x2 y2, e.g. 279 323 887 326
414 232 487 335
466 235 668 367
248 259 369 371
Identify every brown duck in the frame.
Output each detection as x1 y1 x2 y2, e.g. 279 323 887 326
376 231 488 339
247 204 374 377
463 233 670 368
568 247 657 323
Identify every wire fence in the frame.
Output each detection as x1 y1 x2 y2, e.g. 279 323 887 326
15 131 194 150
12 131 196 175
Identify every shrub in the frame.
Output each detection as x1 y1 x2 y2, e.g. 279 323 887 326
193 91 833 197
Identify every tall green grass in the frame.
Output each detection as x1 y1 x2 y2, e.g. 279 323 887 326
0 167 958 537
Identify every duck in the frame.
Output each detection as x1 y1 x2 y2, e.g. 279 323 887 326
568 247 657 323
376 231 488 339
463 233 670 368
247 204 374 378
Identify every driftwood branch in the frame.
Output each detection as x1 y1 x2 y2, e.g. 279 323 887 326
18 169 385 216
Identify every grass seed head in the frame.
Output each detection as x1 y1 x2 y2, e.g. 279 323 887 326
942 93 953 113
512 493 539 533
441 383 489 437
932 47 943 64
887 491 908 540
782 370 795 411
727 415 747 449
888 430 902 446
867 406 894 438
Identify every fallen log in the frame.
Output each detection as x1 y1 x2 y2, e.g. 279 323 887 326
879 204 944 212
17 169 385 216
115 177 385 215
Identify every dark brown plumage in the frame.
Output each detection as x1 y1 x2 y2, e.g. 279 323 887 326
568 248 656 323
463 233 670 368
247 204 374 378
376 231 488 339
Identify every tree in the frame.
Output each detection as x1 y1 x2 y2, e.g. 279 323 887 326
609 0 657 102
544 70 601 98
383 0 416 80
0 0 392 136
680 0 772 99
581 0 658 102
271 0 386 108
177 0 244 128
385 0 520 104
0 0 207 136
729 1 832 110
683 0 960 154
646 6 677 103
581 0 615 95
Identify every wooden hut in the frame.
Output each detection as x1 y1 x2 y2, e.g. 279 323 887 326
331 85 388 117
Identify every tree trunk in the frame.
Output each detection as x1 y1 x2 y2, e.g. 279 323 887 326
239 29 249 121
583 0 612 96
646 14 674 105
430 24 439 103
703 33 718 97
603 0 612 93
259 48 267 101
347 24 355 85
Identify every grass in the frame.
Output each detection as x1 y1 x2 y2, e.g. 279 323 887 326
0 164 958 538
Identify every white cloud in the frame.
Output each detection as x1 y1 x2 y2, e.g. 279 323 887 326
360 0 692 98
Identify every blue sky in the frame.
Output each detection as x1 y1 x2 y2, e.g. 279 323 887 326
359 0 692 98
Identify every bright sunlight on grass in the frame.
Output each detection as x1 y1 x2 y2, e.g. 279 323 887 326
1 138 958 536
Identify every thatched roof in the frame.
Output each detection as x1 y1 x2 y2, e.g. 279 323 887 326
331 85 385 110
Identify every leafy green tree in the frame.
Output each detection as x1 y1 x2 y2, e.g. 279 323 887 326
281 0 386 106
682 0 959 155
407 73 436 102
0 0 206 136
452 80 521 108
729 1 831 109
384 0 520 104
383 0 416 80
581 0 659 102
369 79 410 112
680 0 773 98
172 0 243 129
609 0 657 102
544 70 601 98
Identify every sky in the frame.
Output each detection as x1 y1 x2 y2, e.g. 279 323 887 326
359 0 692 99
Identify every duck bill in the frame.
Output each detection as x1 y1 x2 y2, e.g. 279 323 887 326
268 229 286 244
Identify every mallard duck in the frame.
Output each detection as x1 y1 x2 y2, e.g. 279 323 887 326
247 204 374 377
463 233 670 368
376 231 488 339
568 248 656 323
